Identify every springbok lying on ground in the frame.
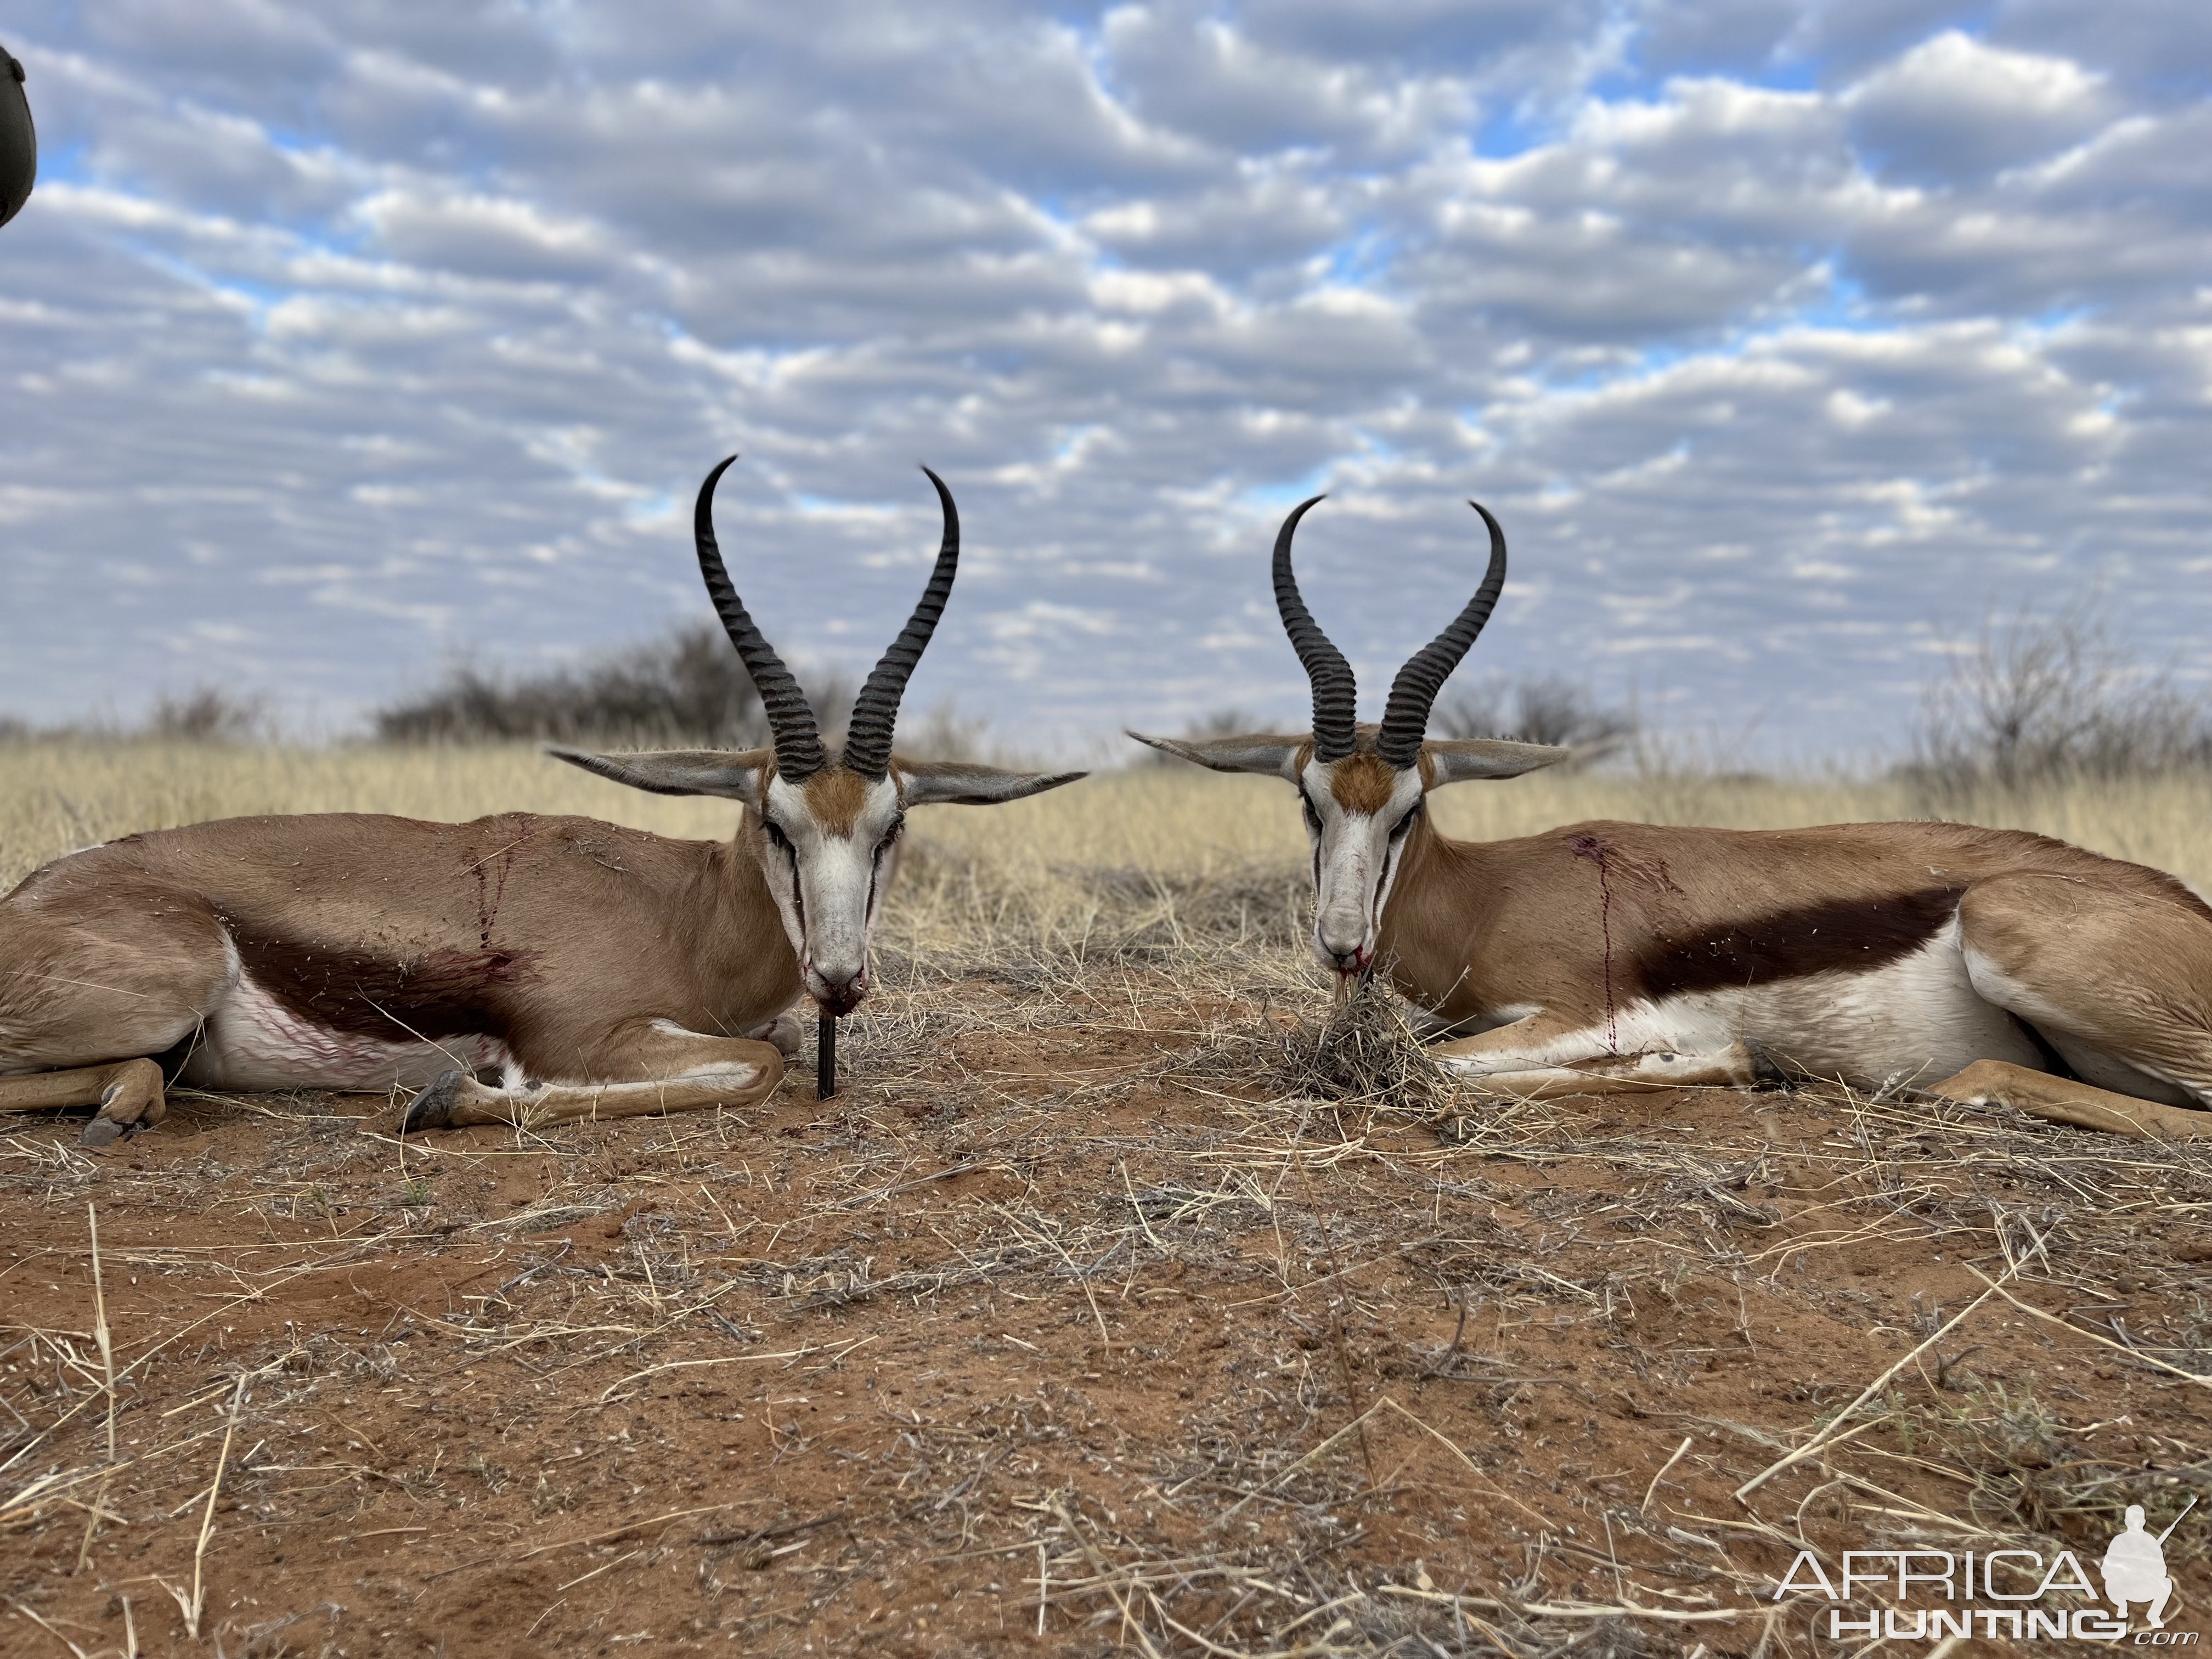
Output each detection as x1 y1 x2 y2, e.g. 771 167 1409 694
1133 496 2212 1141
0 458 1081 1144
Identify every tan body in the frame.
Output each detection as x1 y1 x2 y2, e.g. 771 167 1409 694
1385 810 2212 1138
0 809 808 1139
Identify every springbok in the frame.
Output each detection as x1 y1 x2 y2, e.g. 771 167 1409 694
1133 496 2212 1141
0 458 1082 1144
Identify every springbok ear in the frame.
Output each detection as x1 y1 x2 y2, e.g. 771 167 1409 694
1125 730 1305 779
1424 737 1570 787
547 747 769 805
896 759 1087 806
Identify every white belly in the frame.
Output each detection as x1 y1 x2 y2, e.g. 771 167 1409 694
177 968 511 1091
1537 921 2045 1088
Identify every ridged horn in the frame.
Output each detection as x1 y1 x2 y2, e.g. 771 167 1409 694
841 466 958 781
1374 501 1509 771
1272 495 1358 764
693 456 827 783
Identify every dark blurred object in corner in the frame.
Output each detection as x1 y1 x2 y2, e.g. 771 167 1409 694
1 40 35 229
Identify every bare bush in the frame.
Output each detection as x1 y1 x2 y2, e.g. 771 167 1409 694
1908 600 2212 795
1434 673 1635 767
0 687 274 744
1131 707 1269 764
893 701 997 764
147 686 272 743
373 622 851 748
1133 682 1632 769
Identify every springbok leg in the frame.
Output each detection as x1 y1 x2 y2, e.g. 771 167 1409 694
1931 1058 2212 1140
402 1019 786 1132
0 877 229 1144
1450 1043 1769 1098
0 1058 168 1145
1942 873 2212 1139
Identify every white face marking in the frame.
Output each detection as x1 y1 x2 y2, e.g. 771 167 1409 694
753 771 906 1013
1295 757 1427 977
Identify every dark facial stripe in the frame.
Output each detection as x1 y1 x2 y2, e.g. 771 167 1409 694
1636 887 1966 1000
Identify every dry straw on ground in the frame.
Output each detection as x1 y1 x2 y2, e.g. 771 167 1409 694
3 741 2211 1656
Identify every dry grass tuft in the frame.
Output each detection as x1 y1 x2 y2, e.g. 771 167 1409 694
1887 1380 2212 1559
20 736 2212 900
1264 980 1459 1123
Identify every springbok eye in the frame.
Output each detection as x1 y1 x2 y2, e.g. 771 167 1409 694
1388 799 1424 843
876 813 907 856
1299 792 1323 835
761 819 793 855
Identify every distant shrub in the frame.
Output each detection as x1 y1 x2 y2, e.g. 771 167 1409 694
0 687 271 744
148 686 272 743
1135 680 1633 769
892 702 998 764
1907 600 2212 797
374 623 851 748
1131 707 1272 764
1434 674 1635 768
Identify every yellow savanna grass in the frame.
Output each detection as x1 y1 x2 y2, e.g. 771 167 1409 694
5 739 2212 949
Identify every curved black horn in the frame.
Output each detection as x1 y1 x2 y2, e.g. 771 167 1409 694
693 456 827 783
1374 501 1509 771
1272 495 1359 764
840 466 958 781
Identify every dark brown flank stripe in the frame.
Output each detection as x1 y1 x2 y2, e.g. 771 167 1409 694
1635 887 1967 1000
227 927 534 1042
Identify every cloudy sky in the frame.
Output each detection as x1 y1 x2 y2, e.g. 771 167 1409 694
2 2 2208 763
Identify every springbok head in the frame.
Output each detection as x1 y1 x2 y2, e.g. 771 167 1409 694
1131 496 1566 979
557 457 1084 1014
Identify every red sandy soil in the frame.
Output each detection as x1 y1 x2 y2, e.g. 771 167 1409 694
3 968 2209 1656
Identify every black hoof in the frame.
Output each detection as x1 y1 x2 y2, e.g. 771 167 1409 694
80 1117 127 1150
1745 1039 1791 1090
402 1070 466 1134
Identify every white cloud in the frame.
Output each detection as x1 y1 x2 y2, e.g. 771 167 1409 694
1843 30 2111 185
0 2 2206 763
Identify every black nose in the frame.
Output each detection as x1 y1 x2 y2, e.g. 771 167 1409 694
813 973 868 1016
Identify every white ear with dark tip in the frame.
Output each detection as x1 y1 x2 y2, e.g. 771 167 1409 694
898 760 1088 806
1125 730 1305 779
1423 737 1570 786
547 746 768 805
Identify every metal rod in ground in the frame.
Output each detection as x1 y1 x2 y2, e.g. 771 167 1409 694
817 1011 837 1101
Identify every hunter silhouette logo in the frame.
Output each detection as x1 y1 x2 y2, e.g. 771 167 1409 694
2105 1499 2193 1631
1775 1495 2199 1642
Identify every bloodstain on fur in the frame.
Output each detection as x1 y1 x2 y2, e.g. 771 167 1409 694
1328 752 1399 814
466 815 535 949
1567 834 1621 1053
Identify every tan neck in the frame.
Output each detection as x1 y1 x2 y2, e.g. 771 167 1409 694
1376 809 1500 1015
704 816 802 993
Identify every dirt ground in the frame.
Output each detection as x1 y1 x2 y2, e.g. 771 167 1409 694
4 958 2211 1657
